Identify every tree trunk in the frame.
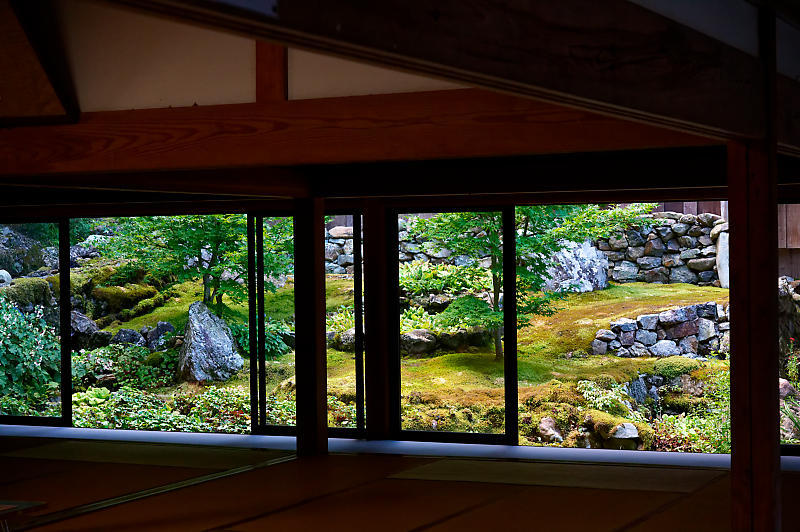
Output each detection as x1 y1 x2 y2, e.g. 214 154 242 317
493 327 504 362
202 273 211 304
491 256 504 361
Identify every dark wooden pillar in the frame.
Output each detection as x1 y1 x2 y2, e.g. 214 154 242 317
363 200 398 439
729 9 779 530
293 197 328 455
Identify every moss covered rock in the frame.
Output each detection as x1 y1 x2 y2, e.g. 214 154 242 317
522 379 584 409
654 356 701 380
91 284 157 314
0 277 53 308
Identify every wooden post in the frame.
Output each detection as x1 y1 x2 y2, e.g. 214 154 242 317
729 8 779 530
293 197 328 455
363 200 398 439
255 41 287 102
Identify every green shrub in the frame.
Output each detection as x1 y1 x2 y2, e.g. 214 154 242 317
228 319 291 358
400 306 438 332
653 362 730 453
577 379 639 419
654 356 701 380
326 305 355 334
0 297 61 413
399 260 489 296
436 295 502 330
72 344 178 392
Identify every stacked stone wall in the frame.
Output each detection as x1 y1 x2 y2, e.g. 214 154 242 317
591 302 731 360
596 212 729 287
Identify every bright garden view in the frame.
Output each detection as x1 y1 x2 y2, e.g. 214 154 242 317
2 204 800 453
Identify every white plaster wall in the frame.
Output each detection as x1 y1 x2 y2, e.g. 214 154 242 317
56 0 256 111
287 49 464 100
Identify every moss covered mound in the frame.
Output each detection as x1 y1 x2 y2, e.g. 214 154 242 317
0 277 53 307
654 356 701 380
91 283 158 314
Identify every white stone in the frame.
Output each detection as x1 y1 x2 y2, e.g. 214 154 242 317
716 231 730 288
544 240 608 293
0 269 11 287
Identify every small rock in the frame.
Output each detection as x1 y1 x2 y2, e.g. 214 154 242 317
608 234 628 251
619 330 635 346
670 266 698 284
595 329 616 342
664 319 699 340
328 226 353 238
147 321 176 351
611 423 639 440
671 223 690 236
698 213 723 227
635 329 658 346
687 257 716 272
400 329 437 355
636 256 662 270
659 306 697 327
678 335 699 354
610 318 637 332
650 340 681 357
637 314 659 330
710 222 729 241
628 343 650 357
538 417 563 443
0 270 11 287
591 339 608 355
780 378 797 400
111 328 147 347
644 239 665 257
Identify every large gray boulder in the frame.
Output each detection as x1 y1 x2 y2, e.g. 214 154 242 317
0 269 11 287
544 240 608 293
180 302 243 381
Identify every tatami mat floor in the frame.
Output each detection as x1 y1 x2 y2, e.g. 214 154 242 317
2 437 798 531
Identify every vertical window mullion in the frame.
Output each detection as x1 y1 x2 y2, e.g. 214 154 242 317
502 206 518 445
247 214 258 434
59 218 72 427
353 213 366 433
256 215 267 428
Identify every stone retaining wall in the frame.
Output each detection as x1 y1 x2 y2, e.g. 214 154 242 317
590 301 731 359
326 212 731 289
596 212 729 287
324 220 493 274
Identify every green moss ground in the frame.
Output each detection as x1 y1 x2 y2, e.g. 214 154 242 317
518 282 729 357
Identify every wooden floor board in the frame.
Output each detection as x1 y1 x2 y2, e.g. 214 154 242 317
30 455 433 531
425 485 682 531
226 479 525 532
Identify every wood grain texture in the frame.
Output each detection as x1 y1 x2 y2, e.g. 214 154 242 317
729 140 781 531
778 203 787 249
786 204 800 248
0 89 718 177
0 0 64 119
256 41 287 102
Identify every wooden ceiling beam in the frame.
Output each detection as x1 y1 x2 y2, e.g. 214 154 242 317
104 0 800 153
0 88 718 179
